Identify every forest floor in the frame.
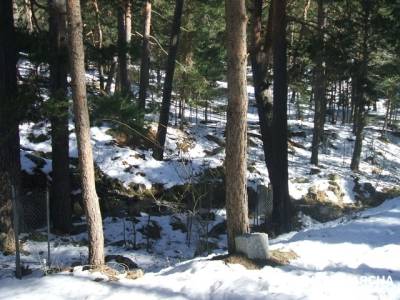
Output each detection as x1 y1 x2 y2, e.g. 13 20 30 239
0 197 399 299
0 61 400 299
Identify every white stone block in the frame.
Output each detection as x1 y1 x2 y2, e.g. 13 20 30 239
235 233 269 260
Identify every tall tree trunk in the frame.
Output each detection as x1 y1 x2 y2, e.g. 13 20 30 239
24 0 33 33
340 80 346 123
125 0 132 66
351 0 371 172
310 0 327 166
117 1 129 95
66 0 104 266
49 0 71 233
0 0 20 255
388 99 394 126
382 98 391 132
153 0 184 160
250 0 273 177
225 0 250 254
350 75 364 171
343 79 350 124
178 1 194 129
288 0 311 118
271 0 291 233
351 76 357 128
138 0 152 113
296 92 302 120
92 0 104 91
250 0 291 233
179 99 185 129
105 57 117 94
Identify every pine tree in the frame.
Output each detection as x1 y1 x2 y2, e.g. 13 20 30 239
117 0 130 95
224 0 250 253
66 0 105 266
250 0 273 179
153 0 184 161
250 0 291 234
49 0 72 234
310 0 327 166
351 0 371 171
271 0 292 233
138 0 152 113
91 0 105 91
0 0 20 255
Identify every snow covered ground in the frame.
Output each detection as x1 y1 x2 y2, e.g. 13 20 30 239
16 56 400 204
3 58 399 299
1 197 399 299
19 122 226 189
18 98 400 202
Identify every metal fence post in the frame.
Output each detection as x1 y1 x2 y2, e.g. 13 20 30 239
11 185 21 279
46 187 51 268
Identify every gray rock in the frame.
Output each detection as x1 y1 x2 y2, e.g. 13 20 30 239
208 221 226 238
105 255 138 270
235 233 269 260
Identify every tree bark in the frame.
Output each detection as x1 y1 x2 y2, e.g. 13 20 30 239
24 0 34 33
178 1 194 130
382 99 391 132
351 0 371 172
66 0 104 266
92 0 104 90
351 76 357 128
0 0 20 254
250 0 273 177
138 0 152 112
271 0 291 233
117 1 129 95
48 0 71 234
289 0 311 120
125 0 132 66
224 0 250 254
310 0 327 166
351 76 365 171
105 57 117 94
250 0 291 234
153 0 184 160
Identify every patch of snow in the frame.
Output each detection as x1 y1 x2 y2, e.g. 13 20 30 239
2 198 400 299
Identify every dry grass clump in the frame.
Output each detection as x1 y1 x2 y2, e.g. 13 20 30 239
268 249 299 265
212 248 299 270
86 264 144 282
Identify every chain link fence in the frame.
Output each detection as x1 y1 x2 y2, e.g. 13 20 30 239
252 184 273 227
12 185 51 279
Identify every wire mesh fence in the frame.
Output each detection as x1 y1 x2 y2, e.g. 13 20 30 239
251 184 273 227
11 185 51 279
